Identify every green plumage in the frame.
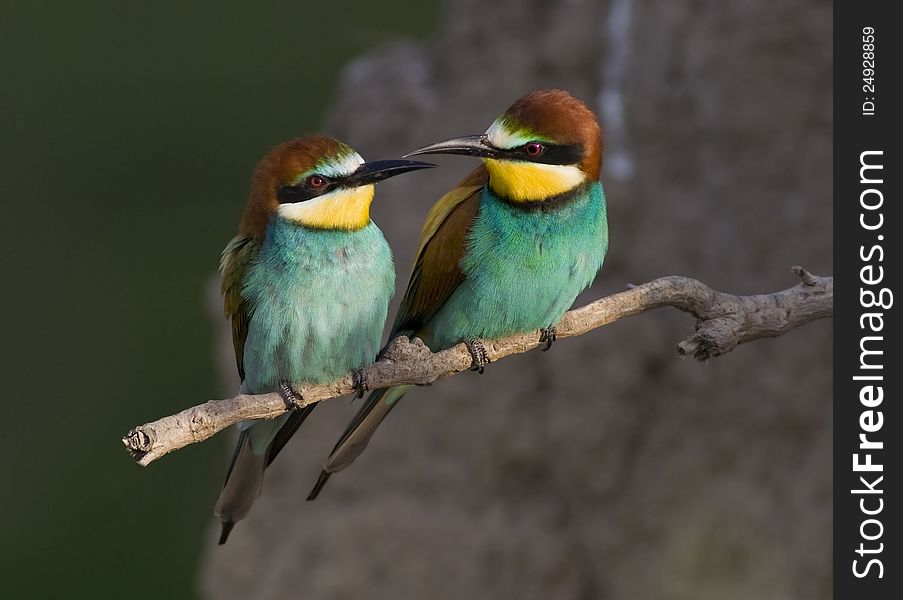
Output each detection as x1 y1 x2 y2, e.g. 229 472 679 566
241 218 394 393
210 133 436 544
216 215 394 538
423 182 607 348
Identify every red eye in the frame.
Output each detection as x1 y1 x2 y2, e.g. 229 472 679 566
307 174 326 188
525 142 544 157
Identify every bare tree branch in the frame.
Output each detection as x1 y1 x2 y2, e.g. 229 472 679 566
122 266 832 466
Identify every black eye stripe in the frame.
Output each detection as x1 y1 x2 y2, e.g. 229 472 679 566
501 142 584 166
530 142 584 165
277 179 339 204
277 185 316 203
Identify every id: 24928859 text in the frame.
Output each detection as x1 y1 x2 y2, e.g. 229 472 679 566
861 27 877 116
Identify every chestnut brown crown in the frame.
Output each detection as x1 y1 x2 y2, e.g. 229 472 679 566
239 135 357 236
496 89 603 179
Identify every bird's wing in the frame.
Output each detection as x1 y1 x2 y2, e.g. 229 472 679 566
391 165 487 335
219 234 260 381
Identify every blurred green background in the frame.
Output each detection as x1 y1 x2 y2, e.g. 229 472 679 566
0 1 436 597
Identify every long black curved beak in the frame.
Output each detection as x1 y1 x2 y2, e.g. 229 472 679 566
403 135 499 159
346 159 435 186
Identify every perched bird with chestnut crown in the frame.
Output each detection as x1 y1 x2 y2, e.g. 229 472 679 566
308 89 609 499
214 135 433 543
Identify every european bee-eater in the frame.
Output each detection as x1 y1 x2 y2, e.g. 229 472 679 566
308 89 608 499
214 135 433 543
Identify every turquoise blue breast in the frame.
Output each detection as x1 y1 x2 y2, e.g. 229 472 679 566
423 182 608 350
241 218 395 394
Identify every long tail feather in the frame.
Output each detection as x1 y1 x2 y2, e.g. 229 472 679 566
213 430 265 544
218 521 237 545
307 386 409 500
265 404 316 467
307 470 332 501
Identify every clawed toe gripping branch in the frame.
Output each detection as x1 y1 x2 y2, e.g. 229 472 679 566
464 338 490 373
539 326 557 351
352 368 369 399
279 380 304 410
122 266 832 467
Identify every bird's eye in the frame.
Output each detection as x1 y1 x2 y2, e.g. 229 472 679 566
307 174 327 189
524 142 545 157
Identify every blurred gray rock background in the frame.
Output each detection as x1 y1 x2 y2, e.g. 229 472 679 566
203 0 832 598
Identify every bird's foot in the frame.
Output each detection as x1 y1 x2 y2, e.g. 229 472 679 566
464 337 490 374
278 380 304 411
539 326 557 351
352 368 369 400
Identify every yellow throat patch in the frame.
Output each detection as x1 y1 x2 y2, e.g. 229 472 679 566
483 159 584 202
277 185 375 230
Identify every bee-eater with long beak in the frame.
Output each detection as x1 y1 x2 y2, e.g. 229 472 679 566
308 89 608 499
213 135 433 543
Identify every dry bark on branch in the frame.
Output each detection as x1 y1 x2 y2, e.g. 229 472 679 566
122 266 832 467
